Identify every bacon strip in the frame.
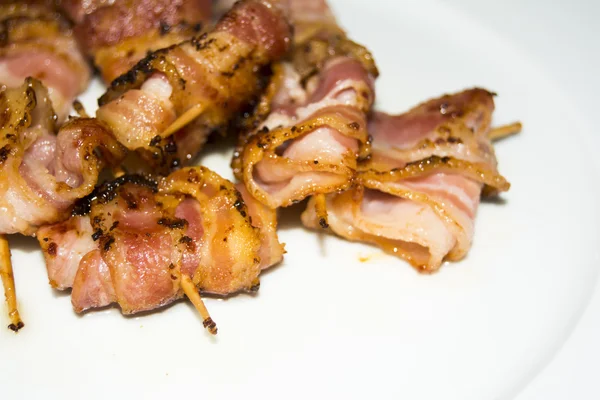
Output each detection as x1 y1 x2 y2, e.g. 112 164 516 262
63 0 213 83
95 0 292 171
303 89 513 270
0 2 91 122
236 0 378 209
37 167 284 315
0 79 126 236
365 89 499 173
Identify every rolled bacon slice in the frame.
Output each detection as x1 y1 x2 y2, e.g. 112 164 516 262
0 2 91 122
37 167 284 321
63 0 213 83
0 78 126 236
0 77 123 331
96 0 292 171
236 0 378 209
364 88 500 175
302 88 515 270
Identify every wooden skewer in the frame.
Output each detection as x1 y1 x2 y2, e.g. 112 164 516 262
489 121 522 141
112 166 126 178
72 100 89 118
180 274 217 335
314 193 329 229
0 235 24 332
161 104 204 138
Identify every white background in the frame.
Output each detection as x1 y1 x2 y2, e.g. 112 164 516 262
454 0 600 398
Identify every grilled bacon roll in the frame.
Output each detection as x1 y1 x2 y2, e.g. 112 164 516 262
235 0 378 209
0 1 91 122
62 0 213 83
37 167 284 314
302 88 514 271
0 78 126 236
95 0 292 171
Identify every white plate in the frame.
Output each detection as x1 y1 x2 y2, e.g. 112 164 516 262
2 1 599 399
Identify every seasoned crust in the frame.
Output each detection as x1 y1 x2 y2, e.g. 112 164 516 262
72 174 158 217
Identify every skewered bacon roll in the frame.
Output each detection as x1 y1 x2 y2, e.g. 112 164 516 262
236 0 378 210
0 1 91 122
302 88 519 271
95 0 292 171
0 78 126 236
0 77 124 331
62 0 213 83
37 167 284 332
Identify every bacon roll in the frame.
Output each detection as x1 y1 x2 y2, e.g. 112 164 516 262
37 167 284 317
62 0 213 83
95 0 292 171
0 78 126 236
236 0 378 210
302 88 515 270
0 1 91 122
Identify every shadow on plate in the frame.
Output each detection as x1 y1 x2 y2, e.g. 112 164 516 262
192 130 239 166
481 195 508 206
7 234 39 254
277 200 307 232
